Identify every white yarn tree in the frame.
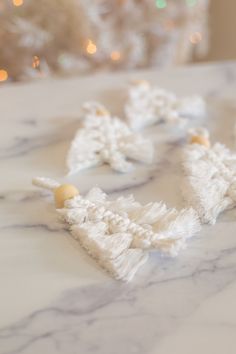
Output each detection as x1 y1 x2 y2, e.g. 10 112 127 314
125 81 206 131
33 177 200 281
66 101 154 174
182 129 236 224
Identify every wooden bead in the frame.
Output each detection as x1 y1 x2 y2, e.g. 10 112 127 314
96 108 109 116
54 184 79 208
132 79 150 86
190 135 210 148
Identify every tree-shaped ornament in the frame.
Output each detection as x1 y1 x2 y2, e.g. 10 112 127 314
66 101 154 175
125 81 206 131
182 128 236 224
33 177 200 281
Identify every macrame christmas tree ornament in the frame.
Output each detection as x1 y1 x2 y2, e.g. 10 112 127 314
33 177 201 281
125 81 206 131
182 128 236 224
66 101 154 175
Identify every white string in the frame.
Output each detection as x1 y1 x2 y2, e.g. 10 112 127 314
32 177 60 191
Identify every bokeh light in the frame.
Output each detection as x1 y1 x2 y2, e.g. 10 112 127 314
111 51 121 61
32 55 40 68
156 0 167 9
0 70 8 82
86 40 97 55
12 0 24 7
189 31 202 44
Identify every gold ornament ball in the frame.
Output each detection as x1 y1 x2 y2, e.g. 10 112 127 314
54 184 79 208
190 135 210 148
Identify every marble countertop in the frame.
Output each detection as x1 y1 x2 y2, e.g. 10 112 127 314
1 62 236 354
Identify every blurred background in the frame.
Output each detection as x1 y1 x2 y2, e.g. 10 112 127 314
203 1 236 62
0 0 235 83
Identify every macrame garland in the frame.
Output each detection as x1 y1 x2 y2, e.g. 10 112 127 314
33 177 200 281
182 128 236 224
125 81 206 131
66 101 154 175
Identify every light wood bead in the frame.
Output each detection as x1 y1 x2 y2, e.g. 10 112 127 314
54 184 79 208
190 135 210 148
132 79 150 86
96 108 109 116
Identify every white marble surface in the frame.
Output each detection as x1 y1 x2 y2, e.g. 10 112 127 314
1 62 236 354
